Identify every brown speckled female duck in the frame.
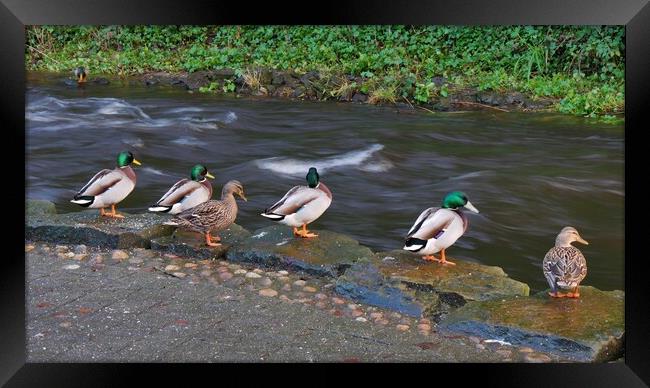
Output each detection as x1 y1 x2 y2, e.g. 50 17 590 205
165 180 246 247
543 226 589 298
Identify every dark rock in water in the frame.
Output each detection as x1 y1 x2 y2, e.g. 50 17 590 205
351 93 368 103
335 259 439 317
92 78 110 85
150 224 250 260
26 199 57 216
212 68 236 78
439 286 624 362
185 71 212 90
334 250 529 318
226 225 373 277
26 210 175 249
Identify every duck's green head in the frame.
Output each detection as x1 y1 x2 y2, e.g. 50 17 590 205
74 66 87 83
442 191 479 213
117 151 141 168
190 164 215 181
306 167 319 188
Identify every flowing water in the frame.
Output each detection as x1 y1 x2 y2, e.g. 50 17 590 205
26 72 624 292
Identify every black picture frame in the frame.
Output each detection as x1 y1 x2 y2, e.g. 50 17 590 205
3 0 649 385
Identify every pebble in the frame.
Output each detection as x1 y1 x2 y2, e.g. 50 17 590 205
25 244 35 252
217 266 229 273
278 270 289 276
355 317 368 322
219 272 233 281
72 254 87 261
347 303 359 310
496 349 512 357
111 250 129 260
519 347 534 353
184 263 198 269
419 318 431 324
391 312 402 319
315 301 326 309
234 269 248 275
293 280 306 287
351 310 363 317
469 336 481 344
524 353 552 363
396 324 410 331
55 245 68 252
165 265 181 272
332 297 345 305
59 322 72 328
172 272 187 278
245 272 262 279
74 245 87 254
476 344 486 350
57 253 69 260
127 266 139 271
252 268 264 274
377 319 389 325
417 324 431 331
164 254 178 259
228 264 242 270
314 293 328 300
370 312 383 320
63 264 80 270
259 278 273 287
277 276 290 282
259 289 278 297
128 258 143 264
89 254 103 265
281 284 291 292
218 260 229 265
303 286 317 293
279 295 291 302
200 270 213 277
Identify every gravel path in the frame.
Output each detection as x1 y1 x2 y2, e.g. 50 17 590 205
26 242 560 362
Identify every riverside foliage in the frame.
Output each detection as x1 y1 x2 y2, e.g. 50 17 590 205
26 25 624 118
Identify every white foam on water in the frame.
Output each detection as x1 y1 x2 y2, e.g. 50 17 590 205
255 144 389 175
141 167 168 176
223 111 237 124
122 137 144 148
95 99 151 120
171 137 204 146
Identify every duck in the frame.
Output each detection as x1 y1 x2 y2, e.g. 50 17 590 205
148 164 215 214
403 191 479 265
543 226 589 298
70 151 141 218
165 180 247 247
260 167 332 238
74 67 87 83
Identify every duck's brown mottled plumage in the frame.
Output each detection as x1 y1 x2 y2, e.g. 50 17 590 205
542 226 589 296
168 180 245 234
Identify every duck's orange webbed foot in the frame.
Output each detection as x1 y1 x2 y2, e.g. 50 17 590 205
422 255 438 262
566 287 581 298
548 291 567 298
205 233 222 247
296 224 318 238
431 249 456 265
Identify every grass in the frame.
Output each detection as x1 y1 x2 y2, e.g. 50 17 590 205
25 25 625 119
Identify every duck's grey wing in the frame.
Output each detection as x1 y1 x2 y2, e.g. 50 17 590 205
407 207 456 240
156 179 199 206
76 169 122 197
265 185 320 215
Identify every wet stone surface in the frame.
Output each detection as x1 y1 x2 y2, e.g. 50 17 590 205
26 202 175 249
439 287 624 362
226 225 374 277
336 250 530 319
26 241 563 362
150 224 251 260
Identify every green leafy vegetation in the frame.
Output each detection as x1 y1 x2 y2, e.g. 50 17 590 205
26 25 624 117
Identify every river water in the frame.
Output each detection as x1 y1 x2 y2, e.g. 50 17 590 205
26 72 624 292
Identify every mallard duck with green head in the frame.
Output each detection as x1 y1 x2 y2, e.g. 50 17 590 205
149 164 215 214
403 191 479 265
260 167 332 238
70 151 141 218
543 226 589 298
74 67 87 83
165 180 247 247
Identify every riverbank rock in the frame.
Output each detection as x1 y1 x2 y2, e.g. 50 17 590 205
226 225 373 277
335 250 529 318
25 209 175 249
26 199 57 216
150 224 250 260
439 286 624 362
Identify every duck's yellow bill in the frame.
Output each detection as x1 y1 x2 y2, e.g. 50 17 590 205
133 159 142 166
206 172 215 179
